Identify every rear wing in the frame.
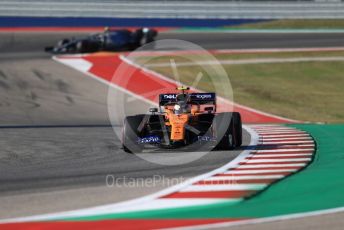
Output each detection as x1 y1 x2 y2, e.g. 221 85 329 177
159 93 216 106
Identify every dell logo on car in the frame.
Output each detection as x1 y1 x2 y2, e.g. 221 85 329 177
163 94 176 99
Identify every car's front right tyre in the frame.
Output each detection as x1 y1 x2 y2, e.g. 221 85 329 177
122 115 145 153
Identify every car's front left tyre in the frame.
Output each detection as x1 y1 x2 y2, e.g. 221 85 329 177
214 112 242 150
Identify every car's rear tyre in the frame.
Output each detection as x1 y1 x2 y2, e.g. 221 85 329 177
214 112 242 150
143 29 157 44
76 41 87 53
122 115 145 153
132 29 144 46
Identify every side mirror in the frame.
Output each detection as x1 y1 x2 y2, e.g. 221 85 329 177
149 108 158 113
204 107 214 113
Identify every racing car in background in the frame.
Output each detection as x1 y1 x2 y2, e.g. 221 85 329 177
45 27 158 54
122 87 242 153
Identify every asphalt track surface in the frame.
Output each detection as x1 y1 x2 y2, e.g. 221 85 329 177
1 31 344 225
0 31 254 219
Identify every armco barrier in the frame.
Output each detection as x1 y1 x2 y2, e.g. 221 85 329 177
1 0 344 19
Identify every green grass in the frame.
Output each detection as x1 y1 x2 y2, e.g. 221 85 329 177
215 51 344 60
137 53 344 123
231 19 344 29
134 51 344 64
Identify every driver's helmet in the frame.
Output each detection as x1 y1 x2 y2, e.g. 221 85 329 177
174 94 191 114
104 26 110 32
142 27 149 33
176 93 188 102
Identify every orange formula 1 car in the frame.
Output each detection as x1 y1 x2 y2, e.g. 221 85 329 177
122 87 242 153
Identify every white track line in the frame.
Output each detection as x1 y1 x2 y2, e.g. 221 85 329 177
250 124 283 127
257 129 303 132
259 143 315 146
260 137 312 141
257 129 304 132
262 140 314 143
257 129 307 132
258 133 307 136
262 141 314 144
257 130 301 133
254 126 296 128
260 134 309 137
245 158 311 163
204 175 284 180
257 131 307 134
236 163 306 169
254 128 299 131
181 184 266 192
254 149 314 153
248 153 313 158
224 169 298 174
88 199 233 214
